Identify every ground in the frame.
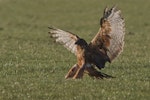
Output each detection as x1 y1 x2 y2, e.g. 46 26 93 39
0 0 149 100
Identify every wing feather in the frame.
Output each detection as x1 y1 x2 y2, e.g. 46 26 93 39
48 27 79 55
91 6 125 61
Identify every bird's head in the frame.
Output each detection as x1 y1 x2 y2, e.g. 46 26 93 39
75 39 88 47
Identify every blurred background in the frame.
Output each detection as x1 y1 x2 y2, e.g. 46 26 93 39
0 0 149 100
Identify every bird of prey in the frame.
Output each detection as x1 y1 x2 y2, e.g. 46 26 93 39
48 6 125 79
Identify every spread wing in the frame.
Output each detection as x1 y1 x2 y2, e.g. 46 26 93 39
91 6 125 62
48 27 79 55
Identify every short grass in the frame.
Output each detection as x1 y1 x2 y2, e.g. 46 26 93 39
0 0 149 100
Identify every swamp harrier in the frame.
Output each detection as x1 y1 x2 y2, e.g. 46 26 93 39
48 6 125 79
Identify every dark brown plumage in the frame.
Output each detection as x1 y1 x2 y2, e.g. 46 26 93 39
48 6 125 79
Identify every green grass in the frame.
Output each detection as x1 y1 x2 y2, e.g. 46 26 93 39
0 0 149 100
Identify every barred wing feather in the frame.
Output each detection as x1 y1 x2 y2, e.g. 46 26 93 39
91 6 125 61
48 27 79 55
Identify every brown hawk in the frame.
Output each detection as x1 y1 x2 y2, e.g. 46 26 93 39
48 6 125 79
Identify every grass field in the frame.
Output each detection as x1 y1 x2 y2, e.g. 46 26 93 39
0 0 149 100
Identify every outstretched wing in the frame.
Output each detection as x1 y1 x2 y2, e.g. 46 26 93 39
48 27 79 55
91 6 125 62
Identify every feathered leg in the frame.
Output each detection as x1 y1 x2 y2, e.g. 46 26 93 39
65 64 114 79
65 64 79 79
73 64 86 79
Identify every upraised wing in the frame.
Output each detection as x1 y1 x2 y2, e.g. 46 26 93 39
48 27 79 55
91 6 125 62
